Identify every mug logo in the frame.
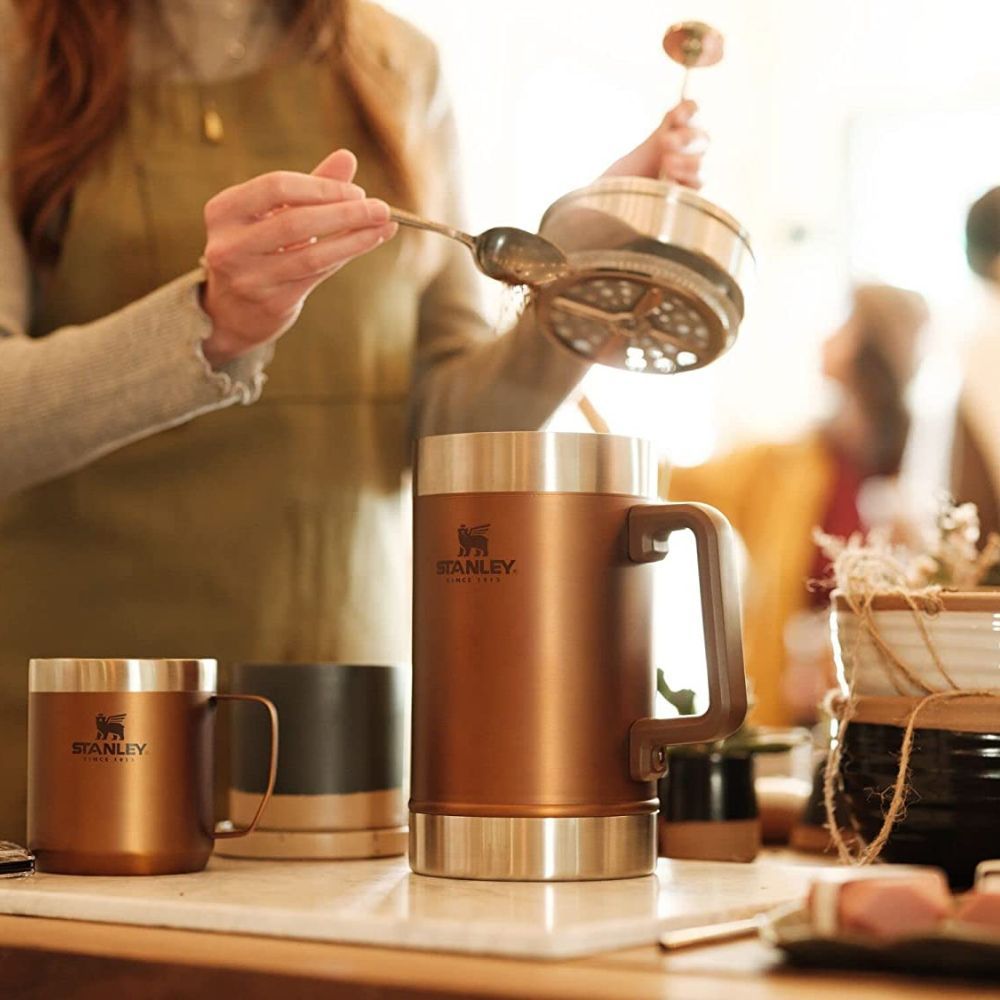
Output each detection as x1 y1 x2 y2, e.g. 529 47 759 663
457 523 489 557
71 711 147 761
95 712 126 741
437 522 517 583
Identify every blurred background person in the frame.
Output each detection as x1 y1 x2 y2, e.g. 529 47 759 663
951 186 1000 540
664 285 929 725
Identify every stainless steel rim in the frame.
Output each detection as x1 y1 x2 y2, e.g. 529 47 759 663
409 813 656 881
29 658 217 693
415 431 655 498
541 176 753 250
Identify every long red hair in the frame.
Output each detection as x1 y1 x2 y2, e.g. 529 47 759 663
8 0 419 265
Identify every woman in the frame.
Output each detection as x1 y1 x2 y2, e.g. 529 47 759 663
666 285 928 725
0 0 705 836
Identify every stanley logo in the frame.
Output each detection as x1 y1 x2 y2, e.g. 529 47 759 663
437 524 517 581
71 713 148 760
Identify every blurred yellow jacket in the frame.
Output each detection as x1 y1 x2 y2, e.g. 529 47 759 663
663 435 834 726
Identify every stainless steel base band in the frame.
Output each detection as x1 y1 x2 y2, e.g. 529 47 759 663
409 812 656 881
415 431 655 498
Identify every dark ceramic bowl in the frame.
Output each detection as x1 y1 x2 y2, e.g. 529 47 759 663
840 721 1000 889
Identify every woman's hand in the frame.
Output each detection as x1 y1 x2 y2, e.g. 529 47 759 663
599 100 707 188
200 149 397 365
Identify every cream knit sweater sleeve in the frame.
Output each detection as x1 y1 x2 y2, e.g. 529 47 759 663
405 27 589 438
0 5 272 502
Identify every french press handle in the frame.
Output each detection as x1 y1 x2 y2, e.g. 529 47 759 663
627 502 747 781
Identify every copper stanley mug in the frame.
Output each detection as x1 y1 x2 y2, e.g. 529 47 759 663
28 658 278 875
411 431 747 881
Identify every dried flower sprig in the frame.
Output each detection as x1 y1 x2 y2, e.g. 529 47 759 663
815 497 1000 594
926 500 1000 588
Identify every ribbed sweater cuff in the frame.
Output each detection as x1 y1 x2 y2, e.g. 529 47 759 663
155 269 273 406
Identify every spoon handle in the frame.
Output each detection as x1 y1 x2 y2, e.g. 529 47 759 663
389 208 476 251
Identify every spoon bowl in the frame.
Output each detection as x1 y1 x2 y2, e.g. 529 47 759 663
389 208 569 287
474 227 570 285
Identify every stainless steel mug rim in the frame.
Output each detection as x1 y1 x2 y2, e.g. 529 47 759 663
415 431 656 498
540 176 754 253
29 658 217 693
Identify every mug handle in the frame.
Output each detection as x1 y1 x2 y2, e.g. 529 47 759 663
626 502 748 781
212 694 279 840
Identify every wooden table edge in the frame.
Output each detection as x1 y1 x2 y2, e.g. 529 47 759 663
0 913 989 1000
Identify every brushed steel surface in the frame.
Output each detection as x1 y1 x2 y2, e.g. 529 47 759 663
390 208 569 286
415 431 655 498
536 177 753 373
534 250 739 374
409 813 656 881
29 658 217 693
540 176 753 290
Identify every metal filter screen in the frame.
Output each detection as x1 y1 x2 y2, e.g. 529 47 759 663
535 250 740 373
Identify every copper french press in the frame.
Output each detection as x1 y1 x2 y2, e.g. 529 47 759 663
410 431 747 881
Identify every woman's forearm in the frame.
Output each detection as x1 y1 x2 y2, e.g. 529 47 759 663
411 304 589 438
0 271 271 500
409 236 590 438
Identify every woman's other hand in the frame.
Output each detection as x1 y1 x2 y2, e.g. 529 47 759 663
599 100 707 189
200 149 397 365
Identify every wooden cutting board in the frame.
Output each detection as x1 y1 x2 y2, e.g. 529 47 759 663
0 852 826 960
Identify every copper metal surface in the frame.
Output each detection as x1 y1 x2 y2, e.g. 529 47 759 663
411 431 747 880
415 431 655 498
28 691 216 875
211 693 279 841
412 492 658 820
409 813 655 881
28 688 278 874
29 658 217 693
411 492 747 820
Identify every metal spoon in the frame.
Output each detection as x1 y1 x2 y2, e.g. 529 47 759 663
390 208 569 286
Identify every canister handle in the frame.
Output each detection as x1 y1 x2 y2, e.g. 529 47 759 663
626 502 747 781
212 694 279 840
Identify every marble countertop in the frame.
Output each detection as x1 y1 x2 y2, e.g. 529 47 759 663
0 853 827 960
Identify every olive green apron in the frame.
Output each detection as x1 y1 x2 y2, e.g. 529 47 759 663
0 58 424 837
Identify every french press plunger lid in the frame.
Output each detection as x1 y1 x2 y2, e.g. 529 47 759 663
533 21 750 375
